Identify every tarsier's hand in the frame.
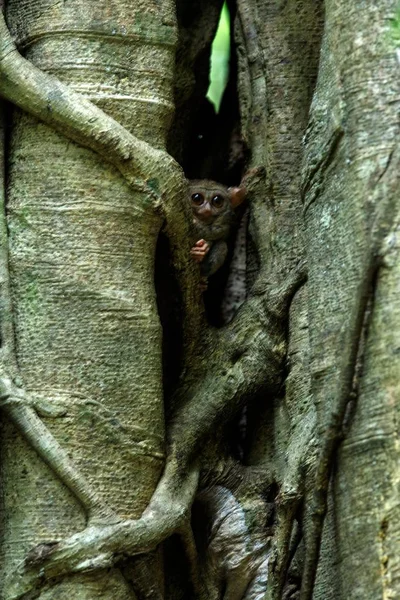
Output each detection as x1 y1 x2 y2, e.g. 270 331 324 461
190 239 210 263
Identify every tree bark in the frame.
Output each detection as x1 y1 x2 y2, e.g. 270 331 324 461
0 0 399 599
303 0 400 598
0 1 188 598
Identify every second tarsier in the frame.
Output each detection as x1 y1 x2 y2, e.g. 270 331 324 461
189 180 246 289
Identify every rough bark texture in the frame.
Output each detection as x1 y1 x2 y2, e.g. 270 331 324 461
233 1 323 598
0 0 399 599
1 1 181 598
304 0 400 598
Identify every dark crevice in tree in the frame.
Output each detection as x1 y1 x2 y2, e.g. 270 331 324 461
164 534 196 600
167 0 225 171
154 231 184 401
121 553 164 600
180 32 247 185
165 0 248 330
169 0 246 186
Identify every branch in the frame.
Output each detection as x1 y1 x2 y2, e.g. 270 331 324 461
266 488 301 600
169 262 307 468
0 381 116 524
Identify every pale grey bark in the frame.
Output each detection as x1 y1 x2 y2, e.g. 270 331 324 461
0 0 399 599
304 0 400 598
0 1 196 598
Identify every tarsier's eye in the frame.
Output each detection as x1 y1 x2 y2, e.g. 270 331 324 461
191 193 204 205
211 195 225 208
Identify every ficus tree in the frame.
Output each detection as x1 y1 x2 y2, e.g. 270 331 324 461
0 1 399 600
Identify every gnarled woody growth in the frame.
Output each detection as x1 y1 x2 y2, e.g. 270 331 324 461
0 7 307 600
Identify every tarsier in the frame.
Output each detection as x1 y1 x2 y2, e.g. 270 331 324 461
189 180 246 289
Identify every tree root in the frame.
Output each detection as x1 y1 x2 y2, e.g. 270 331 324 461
267 489 301 600
6 463 200 600
0 381 117 521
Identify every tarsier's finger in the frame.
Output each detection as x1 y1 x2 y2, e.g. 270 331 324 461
194 239 210 251
190 245 209 263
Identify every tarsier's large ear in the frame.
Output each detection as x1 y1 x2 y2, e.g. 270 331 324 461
228 186 246 207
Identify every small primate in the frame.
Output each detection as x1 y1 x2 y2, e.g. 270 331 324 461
189 180 246 289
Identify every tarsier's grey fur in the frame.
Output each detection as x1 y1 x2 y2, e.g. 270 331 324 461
189 180 245 279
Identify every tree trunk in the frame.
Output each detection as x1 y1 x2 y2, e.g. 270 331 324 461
1 1 179 598
304 0 400 598
0 0 399 599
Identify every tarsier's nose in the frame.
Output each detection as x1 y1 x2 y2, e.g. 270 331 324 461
198 203 213 221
